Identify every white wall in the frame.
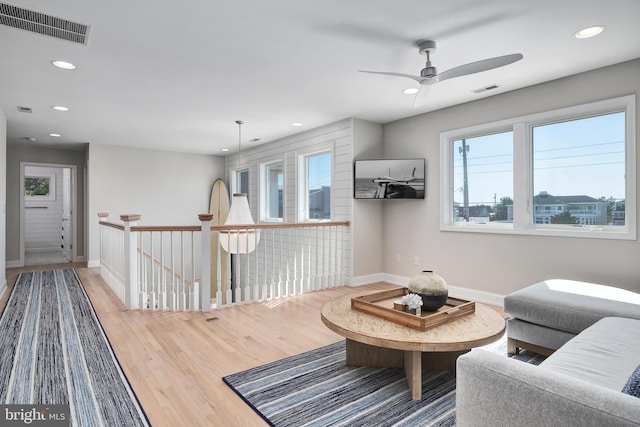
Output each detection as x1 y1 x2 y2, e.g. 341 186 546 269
224 119 355 281
87 144 225 265
382 59 640 296
0 106 6 291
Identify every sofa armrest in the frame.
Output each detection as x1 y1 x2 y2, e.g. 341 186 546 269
456 350 640 427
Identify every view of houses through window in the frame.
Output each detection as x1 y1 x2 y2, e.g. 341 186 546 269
304 152 331 220
445 96 633 237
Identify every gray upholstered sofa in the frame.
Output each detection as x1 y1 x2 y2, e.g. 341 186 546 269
456 279 640 427
504 279 640 355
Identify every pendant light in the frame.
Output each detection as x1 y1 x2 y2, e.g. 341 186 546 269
219 120 260 254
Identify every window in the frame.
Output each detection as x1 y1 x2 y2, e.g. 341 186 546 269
532 112 625 228
441 95 636 239
232 169 249 197
452 131 513 224
300 151 331 220
24 174 56 201
261 161 283 221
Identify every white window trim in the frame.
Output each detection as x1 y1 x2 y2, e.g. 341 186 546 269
231 167 249 195
440 95 636 240
296 148 333 222
259 158 285 223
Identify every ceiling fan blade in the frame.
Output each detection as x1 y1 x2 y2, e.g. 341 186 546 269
358 70 424 84
413 83 432 108
437 53 523 82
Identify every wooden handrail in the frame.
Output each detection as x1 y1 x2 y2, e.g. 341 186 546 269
132 225 201 232
99 220 349 233
99 221 125 231
211 220 350 231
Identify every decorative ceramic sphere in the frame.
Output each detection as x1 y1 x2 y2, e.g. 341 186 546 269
408 270 448 311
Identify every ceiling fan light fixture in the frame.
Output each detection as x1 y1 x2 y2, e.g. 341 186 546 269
574 25 605 39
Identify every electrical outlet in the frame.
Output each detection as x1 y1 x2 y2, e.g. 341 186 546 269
413 256 419 265
395 254 401 263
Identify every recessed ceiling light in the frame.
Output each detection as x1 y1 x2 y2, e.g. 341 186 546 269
51 60 76 70
292 122 304 127
51 105 69 111
249 138 261 143
402 87 420 95
23 137 36 142
574 25 605 39
49 133 62 137
221 148 230 152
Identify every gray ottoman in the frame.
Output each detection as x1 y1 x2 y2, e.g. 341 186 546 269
504 279 640 355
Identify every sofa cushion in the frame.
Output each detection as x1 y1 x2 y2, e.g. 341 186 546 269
540 317 640 391
623 364 640 398
504 279 640 334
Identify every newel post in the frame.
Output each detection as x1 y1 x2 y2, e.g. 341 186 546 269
97 213 109 268
199 213 213 312
121 214 141 310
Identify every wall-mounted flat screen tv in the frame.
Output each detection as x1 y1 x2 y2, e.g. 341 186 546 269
354 158 425 199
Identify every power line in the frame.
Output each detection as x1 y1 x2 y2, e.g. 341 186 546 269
534 140 624 153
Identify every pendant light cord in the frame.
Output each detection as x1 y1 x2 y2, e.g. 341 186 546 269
235 120 243 169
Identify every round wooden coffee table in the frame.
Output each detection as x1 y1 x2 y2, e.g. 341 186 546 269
320 293 505 400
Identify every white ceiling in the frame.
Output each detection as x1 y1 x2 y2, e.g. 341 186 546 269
1 0 639 155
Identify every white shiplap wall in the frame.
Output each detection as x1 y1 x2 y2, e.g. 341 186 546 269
226 119 354 282
24 166 64 252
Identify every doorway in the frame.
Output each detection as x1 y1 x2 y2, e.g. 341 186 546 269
20 162 77 266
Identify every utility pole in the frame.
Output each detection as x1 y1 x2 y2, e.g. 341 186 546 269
459 140 470 221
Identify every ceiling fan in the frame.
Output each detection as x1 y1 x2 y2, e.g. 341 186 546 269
359 40 523 107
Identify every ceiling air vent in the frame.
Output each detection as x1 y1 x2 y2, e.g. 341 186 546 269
0 2 89 45
472 84 500 94
17 106 32 113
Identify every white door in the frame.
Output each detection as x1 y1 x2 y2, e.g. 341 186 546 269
62 167 73 261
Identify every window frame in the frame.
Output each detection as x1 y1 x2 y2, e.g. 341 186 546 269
231 168 249 197
259 158 285 222
297 149 333 222
440 95 636 240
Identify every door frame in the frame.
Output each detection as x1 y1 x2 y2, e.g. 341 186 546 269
20 162 78 266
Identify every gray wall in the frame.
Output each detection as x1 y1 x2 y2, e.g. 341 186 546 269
87 144 225 265
382 59 640 295
352 119 384 280
6 145 87 264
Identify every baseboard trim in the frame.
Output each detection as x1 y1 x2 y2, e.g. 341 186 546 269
381 273 505 307
87 260 100 268
348 273 386 287
6 260 22 268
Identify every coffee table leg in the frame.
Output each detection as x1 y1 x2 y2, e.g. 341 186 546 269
404 350 422 400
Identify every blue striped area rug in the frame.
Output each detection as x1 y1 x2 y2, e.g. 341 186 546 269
223 339 544 427
0 269 150 427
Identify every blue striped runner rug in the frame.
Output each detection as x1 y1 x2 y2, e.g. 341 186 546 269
0 269 150 427
223 339 544 427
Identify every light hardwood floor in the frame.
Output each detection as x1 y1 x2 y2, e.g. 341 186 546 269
4 266 506 426
4 265 401 426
